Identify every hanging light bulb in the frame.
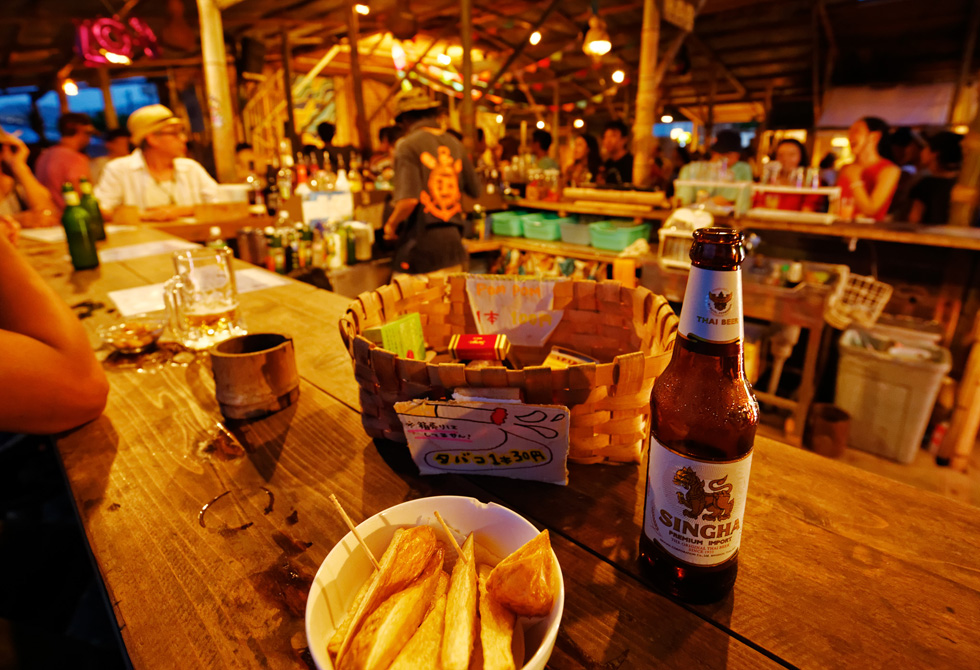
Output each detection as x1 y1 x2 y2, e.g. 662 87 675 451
660 114 673 123
437 52 452 66
101 50 131 65
530 31 542 46
611 70 625 84
496 114 504 124
391 40 407 71
583 15 611 59
354 4 370 15
573 118 585 129
536 120 546 130
62 79 79 96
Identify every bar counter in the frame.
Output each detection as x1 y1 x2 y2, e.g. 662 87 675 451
23 226 980 669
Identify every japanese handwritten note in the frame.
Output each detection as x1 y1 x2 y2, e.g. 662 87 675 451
465 275 565 347
394 400 569 485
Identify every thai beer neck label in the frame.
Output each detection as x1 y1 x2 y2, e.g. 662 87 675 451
79 182 93 194
677 265 743 344
644 437 752 566
63 192 81 206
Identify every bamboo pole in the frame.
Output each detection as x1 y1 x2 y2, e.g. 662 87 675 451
345 0 372 154
293 44 342 97
949 2 980 124
97 68 119 130
706 64 717 150
632 0 659 188
552 80 560 160
280 29 299 150
196 0 237 183
460 0 475 152
950 87 980 227
55 80 70 114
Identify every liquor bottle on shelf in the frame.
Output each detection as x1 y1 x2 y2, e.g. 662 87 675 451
295 152 311 196
264 160 280 216
77 177 106 241
335 156 350 194
639 227 759 604
205 226 226 249
277 159 294 203
265 224 286 274
61 183 99 270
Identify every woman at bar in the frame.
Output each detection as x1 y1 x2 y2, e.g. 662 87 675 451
839 117 901 221
908 131 963 224
563 132 600 187
0 129 55 221
767 139 821 211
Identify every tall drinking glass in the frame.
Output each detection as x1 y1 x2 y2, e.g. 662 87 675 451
164 247 246 350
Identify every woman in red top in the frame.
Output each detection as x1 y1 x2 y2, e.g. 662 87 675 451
839 117 901 221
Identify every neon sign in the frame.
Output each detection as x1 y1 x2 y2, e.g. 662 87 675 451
75 16 160 65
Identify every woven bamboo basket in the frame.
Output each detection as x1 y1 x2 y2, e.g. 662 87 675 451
338 274 678 464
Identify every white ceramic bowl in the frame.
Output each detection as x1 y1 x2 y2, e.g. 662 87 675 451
305 495 564 670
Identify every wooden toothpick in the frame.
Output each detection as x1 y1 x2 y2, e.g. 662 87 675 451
433 510 464 559
329 494 381 570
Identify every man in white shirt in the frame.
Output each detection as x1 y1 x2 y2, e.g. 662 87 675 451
95 104 218 221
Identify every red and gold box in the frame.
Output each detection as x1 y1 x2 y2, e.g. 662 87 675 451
448 333 511 362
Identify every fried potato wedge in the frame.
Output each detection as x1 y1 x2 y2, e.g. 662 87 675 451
333 526 439 663
388 571 450 670
441 533 477 670
340 547 445 670
486 530 558 618
478 564 516 670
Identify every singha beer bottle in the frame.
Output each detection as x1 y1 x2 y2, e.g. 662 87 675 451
77 177 106 241
61 183 100 271
640 227 759 603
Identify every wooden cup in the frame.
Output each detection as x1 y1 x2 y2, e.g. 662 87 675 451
806 403 850 458
209 333 300 420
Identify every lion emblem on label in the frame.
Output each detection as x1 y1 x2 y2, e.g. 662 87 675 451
673 467 734 521
705 288 733 316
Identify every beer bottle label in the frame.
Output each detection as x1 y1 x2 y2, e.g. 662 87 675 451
677 266 743 344
644 437 752 566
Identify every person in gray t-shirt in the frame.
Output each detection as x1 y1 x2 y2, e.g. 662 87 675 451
383 89 480 274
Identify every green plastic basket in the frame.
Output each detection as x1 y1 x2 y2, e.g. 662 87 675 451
522 218 563 241
490 211 524 237
588 220 652 251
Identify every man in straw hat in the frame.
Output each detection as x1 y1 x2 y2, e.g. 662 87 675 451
382 87 480 275
95 104 218 221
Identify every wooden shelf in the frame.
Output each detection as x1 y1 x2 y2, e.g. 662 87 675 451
510 198 671 222
732 217 980 251
469 235 655 264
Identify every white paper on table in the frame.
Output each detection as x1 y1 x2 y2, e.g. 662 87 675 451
394 399 569 485
19 228 66 243
465 275 565 347
107 266 292 316
20 224 140 243
234 267 292 292
99 239 199 262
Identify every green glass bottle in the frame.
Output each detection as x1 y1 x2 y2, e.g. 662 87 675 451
77 177 106 241
61 183 99 270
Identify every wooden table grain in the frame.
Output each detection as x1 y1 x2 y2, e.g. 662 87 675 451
23 228 980 669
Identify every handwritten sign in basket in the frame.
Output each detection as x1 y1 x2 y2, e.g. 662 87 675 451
394 400 569 485
465 275 566 347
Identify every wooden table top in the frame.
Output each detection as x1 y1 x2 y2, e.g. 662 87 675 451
23 227 980 669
